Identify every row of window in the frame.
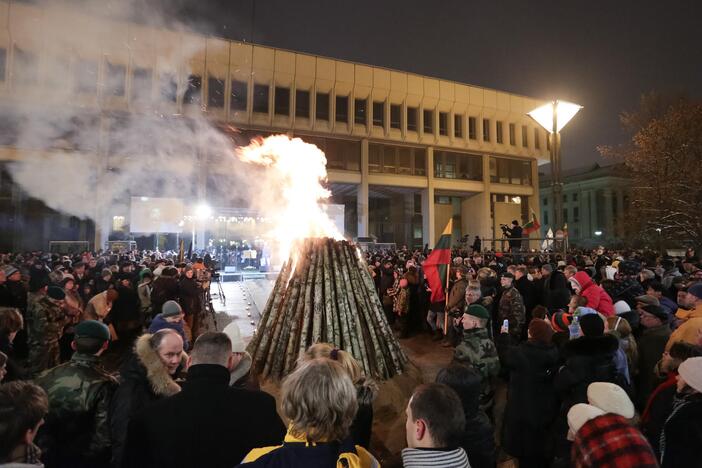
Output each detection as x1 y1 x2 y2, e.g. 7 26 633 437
0 47 546 150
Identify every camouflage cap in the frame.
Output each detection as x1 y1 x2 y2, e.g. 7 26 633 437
75 320 110 341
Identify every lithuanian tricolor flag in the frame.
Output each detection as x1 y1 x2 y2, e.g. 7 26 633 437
523 210 542 235
422 219 453 303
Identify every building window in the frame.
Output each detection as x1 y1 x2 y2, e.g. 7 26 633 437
368 143 426 176
563 208 568 223
407 107 418 131
274 86 290 115
230 80 247 111
489 157 532 185
390 104 401 129
534 128 540 149
454 115 463 138
372 101 385 127
106 62 126 96
296 90 310 118
509 123 516 146
434 151 483 181
563 194 567 203
482 118 490 141
301 136 360 171
13 47 37 85
573 206 580 222
522 125 528 147
496 121 504 144
253 83 269 113
439 112 448 136
183 75 202 105
354 98 366 124
544 212 549 225
75 59 98 94
335 95 348 123
572 193 578 202
0 48 6 81
469 117 477 140
423 109 433 134
208 77 225 108
543 197 548 206
131 67 152 102
317 92 330 121
160 73 177 102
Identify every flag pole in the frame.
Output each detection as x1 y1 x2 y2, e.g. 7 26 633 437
444 259 451 335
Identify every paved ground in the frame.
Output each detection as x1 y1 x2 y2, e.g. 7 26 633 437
209 278 275 338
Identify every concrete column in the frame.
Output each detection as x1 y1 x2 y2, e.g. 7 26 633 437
93 115 111 251
589 190 598 237
604 189 614 240
616 190 625 237
581 190 591 243
357 138 369 237
422 147 435 247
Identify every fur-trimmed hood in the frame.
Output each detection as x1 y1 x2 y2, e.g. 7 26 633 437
133 333 185 397
563 333 619 357
356 377 378 406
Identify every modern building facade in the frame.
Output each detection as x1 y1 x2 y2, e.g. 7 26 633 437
0 1 550 251
539 163 631 248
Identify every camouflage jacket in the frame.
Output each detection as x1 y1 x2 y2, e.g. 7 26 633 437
454 327 500 382
498 285 526 339
27 296 68 346
34 353 117 464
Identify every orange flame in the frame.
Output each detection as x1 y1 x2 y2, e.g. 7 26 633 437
236 135 343 262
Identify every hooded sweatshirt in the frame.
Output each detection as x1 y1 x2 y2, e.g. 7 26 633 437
570 271 615 317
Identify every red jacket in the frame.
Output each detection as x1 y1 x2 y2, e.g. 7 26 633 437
571 271 615 317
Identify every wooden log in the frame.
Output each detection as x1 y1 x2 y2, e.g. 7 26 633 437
311 239 325 344
330 242 363 367
322 239 336 344
283 243 313 374
298 244 318 356
270 259 305 379
262 263 301 379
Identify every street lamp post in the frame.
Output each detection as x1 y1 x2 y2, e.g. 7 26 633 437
528 100 582 229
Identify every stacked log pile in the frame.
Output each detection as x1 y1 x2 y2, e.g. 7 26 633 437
247 238 408 381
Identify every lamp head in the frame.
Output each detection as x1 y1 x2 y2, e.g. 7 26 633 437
528 100 582 133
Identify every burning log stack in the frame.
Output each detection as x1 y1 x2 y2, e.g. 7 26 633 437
247 238 408 381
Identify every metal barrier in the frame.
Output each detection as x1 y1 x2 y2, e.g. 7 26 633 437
478 236 569 258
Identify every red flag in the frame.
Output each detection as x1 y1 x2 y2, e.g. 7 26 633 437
523 210 541 235
422 219 453 303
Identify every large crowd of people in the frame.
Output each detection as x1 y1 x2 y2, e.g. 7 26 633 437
1 245 702 467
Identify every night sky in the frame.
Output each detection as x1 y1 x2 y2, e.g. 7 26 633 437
166 0 702 169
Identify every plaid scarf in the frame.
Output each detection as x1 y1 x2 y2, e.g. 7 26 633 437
572 413 658 467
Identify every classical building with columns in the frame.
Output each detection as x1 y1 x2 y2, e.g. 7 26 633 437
539 163 631 248
0 1 549 250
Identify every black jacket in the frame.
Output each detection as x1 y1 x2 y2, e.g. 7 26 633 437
122 364 286 468
150 276 179 315
177 276 201 316
542 271 570 310
500 337 560 459
660 393 702 468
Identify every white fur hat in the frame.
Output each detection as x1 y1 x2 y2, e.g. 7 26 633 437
567 403 605 435
587 382 635 419
614 300 631 315
222 322 246 353
678 356 702 393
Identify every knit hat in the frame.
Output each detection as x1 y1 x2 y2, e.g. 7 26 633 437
222 322 246 353
579 313 604 337
101 268 112 278
587 382 635 418
1 264 19 277
614 300 631 315
635 295 660 307
502 272 515 280
567 403 605 434
551 311 573 332
678 356 702 393
138 268 153 280
641 304 668 322
47 286 66 300
618 260 641 276
466 304 490 321
528 319 554 344
75 320 111 342
161 300 183 318
688 283 702 300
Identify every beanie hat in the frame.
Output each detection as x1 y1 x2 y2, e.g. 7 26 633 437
587 382 635 418
579 313 604 337
161 300 183 318
618 260 641 276
635 295 660 307
551 311 573 333
614 300 631 315
75 320 111 342
223 321 246 353
688 283 702 300
567 403 605 434
47 286 66 300
528 319 554 344
466 304 490 321
678 356 702 393
138 268 152 280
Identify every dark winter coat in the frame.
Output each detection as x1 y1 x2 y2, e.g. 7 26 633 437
604 277 645 310
122 364 286 468
150 276 179 316
515 276 538 316
109 285 142 334
349 378 377 450
659 392 702 467
499 337 560 460
109 334 183 468
177 276 201 317
542 270 570 310
636 323 671 409
641 372 677 458
0 333 25 381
